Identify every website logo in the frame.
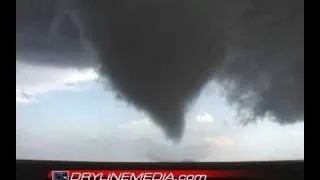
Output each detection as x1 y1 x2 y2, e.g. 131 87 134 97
52 171 69 180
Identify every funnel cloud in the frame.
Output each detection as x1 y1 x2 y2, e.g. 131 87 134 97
16 0 304 143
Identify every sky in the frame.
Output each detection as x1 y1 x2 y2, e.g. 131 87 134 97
16 61 304 162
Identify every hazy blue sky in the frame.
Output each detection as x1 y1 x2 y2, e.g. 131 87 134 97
16 61 304 162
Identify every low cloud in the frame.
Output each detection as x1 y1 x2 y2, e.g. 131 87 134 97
16 61 99 104
195 113 214 123
204 136 235 148
16 112 304 162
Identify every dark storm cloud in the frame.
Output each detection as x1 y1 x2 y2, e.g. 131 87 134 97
76 0 238 143
218 0 304 123
16 0 304 143
16 0 97 68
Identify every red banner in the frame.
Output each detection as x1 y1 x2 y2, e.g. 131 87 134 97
48 170 259 179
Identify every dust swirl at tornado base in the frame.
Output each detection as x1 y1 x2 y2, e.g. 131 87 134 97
16 0 304 143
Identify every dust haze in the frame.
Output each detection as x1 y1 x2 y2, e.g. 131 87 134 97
16 0 304 143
